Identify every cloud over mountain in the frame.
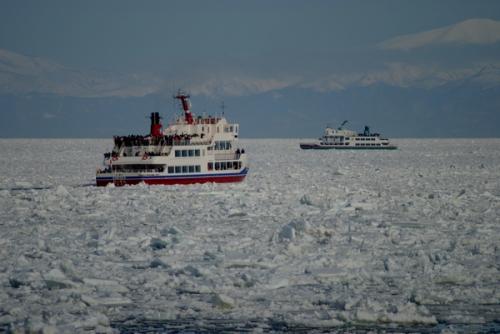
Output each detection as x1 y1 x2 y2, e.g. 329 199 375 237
379 18 500 51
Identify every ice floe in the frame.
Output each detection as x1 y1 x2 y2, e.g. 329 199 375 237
0 138 499 332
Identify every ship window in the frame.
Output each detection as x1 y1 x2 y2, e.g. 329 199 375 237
188 150 194 157
195 165 201 173
233 161 238 169
221 162 227 170
182 166 188 173
214 142 220 150
181 150 188 157
238 161 242 169
175 150 181 157
230 126 233 132
208 162 213 170
195 149 200 156
175 166 181 173
189 165 195 173
215 162 220 170
168 166 174 173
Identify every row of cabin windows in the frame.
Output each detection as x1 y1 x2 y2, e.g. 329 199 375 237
356 137 376 141
200 125 236 133
355 143 382 146
213 141 232 150
207 161 242 171
201 126 238 134
167 165 201 173
174 149 201 157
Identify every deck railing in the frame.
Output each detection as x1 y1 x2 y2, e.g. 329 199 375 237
214 153 243 161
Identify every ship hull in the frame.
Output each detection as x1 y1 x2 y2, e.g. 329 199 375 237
300 143 397 150
96 168 248 187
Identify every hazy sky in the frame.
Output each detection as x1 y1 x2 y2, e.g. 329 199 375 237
2 0 500 77
1 1 500 138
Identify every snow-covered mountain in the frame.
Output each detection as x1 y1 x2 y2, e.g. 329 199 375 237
1 48 500 137
302 63 500 92
380 18 500 50
0 49 163 98
3 48 500 98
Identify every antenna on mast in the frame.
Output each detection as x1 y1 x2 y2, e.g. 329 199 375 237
220 101 226 116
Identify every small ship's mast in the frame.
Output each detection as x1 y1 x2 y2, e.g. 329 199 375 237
220 101 226 116
175 91 194 124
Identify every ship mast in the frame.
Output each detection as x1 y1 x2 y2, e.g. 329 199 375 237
175 91 194 124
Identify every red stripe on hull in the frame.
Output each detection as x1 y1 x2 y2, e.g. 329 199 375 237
96 174 247 187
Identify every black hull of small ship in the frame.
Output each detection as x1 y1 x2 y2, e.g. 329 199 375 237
300 143 397 150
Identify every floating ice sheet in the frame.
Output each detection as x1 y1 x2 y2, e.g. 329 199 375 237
0 138 499 332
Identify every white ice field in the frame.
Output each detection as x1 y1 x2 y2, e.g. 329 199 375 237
0 138 499 333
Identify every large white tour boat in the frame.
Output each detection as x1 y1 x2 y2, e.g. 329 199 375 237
300 121 397 150
96 92 248 186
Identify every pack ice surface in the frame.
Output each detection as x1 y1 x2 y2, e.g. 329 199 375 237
0 139 499 333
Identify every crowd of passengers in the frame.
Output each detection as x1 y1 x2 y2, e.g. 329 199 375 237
113 133 204 148
103 151 164 158
97 166 164 174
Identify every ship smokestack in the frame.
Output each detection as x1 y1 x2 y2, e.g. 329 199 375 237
150 112 162 137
